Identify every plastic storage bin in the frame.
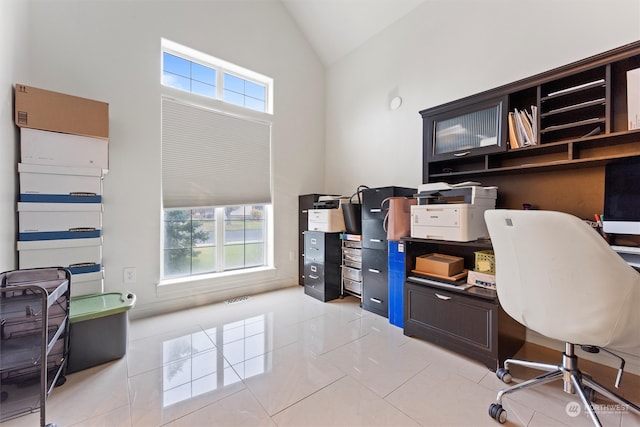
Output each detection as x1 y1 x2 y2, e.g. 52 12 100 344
66 292 136 373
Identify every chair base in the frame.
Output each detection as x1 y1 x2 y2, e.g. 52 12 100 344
489 343 640 426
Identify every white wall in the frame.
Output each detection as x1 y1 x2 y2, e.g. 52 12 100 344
0 0 29 272
24 0 325 317
325 0 640 194
324 0 640 373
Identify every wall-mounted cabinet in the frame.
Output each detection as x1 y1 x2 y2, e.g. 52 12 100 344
421 41 640 190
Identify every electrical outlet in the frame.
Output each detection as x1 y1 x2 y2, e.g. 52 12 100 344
123 267 136 284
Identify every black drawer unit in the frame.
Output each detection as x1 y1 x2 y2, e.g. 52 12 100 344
360 186 415 318
362 186 416 221
303 231 341 302
404 280 525 370
361 219 388 250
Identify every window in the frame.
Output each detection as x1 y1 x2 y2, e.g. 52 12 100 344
163 205 267 278
162 52 216 98
161 38 272 114
160 39 273 282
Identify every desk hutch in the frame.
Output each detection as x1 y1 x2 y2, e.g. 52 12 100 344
403 41 640 370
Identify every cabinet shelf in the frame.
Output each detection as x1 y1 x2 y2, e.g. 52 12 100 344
422 41 640 201
541 79 606 100
427 124 640 180
540 117 605 134
540 98 606 117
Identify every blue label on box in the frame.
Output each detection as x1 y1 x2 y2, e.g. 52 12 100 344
19 229 102 241
20 194 102 203
68 263 101 275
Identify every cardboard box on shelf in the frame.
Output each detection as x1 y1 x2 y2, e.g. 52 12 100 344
15 84 109 139
415 253 464 277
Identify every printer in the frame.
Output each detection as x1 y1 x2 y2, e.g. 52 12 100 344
308 196 350 232
410 182 497 242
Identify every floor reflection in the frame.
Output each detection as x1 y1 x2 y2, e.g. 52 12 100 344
162 313 272 407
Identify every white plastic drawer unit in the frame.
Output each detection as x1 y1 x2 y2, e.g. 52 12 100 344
342 265 362 282
18 202 102 240
20 127 109 169
17 237 102 274
18 163 103 203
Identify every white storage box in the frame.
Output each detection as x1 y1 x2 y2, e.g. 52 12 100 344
71 269 104 297
308 209 345 232
20 128 108 169
18 237 102 274
18 202 102 240
411 204 491 242
19 163 103 203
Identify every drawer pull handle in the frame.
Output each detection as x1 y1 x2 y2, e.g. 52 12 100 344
370 208 382 213
453 151 470 157
311 265 317 272
368 268 381 274
309 274 319 279
302 209 308 213
311 238 317 244
370 297 382 304
435 293 452 301
369 239 383 243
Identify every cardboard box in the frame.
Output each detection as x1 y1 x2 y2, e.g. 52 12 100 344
19 163 103 203
71 269 104 297
308 209 346 232
415 253 464 277
15 84 109 139
17 237 102 273
18 202 102 241
467 270 496 290
21 128 108 169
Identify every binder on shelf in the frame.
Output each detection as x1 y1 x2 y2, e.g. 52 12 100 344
627 68 640 130
507 112 519 149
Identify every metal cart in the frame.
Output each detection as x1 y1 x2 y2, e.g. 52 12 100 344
0 267 71 427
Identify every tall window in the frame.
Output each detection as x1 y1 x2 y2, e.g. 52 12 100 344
161 39 272 281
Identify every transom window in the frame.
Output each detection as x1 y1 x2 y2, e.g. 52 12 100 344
161 39 272 114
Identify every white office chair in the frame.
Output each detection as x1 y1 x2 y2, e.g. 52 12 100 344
484 209 640 426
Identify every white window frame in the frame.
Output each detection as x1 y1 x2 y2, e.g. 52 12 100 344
162 38 274 114
159 39 275 289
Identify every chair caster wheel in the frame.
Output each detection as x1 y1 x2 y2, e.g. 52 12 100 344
496 368 512 383
489 403 507 423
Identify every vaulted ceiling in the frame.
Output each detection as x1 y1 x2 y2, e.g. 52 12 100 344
280 0 427 66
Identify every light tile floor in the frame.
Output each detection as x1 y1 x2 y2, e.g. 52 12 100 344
3 286 639 427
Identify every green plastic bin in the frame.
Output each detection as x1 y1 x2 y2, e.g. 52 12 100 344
67 292 136 373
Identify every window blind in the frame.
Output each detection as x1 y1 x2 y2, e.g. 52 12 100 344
162 97 271 208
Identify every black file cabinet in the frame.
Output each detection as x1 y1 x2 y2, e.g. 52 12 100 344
303 231 341 302
361 186 415 317
299 194 329 285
